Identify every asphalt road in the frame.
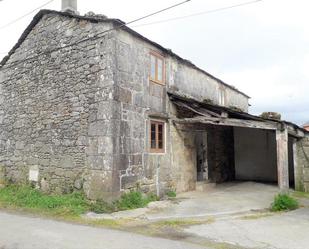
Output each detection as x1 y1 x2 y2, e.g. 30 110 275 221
0 211 205 249
186 208 309 249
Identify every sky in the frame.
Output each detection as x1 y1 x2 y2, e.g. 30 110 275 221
0 0 308 125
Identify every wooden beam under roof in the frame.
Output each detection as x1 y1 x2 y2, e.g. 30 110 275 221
172 116 278 130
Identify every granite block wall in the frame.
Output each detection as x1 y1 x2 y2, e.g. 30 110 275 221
0 13 117 200
296 136 309 191
0 10 251 200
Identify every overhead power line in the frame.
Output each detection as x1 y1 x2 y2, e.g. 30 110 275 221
0 0 55 30
126 0 191 25
132 0 263 28
1 0 192 69
1 0 262 69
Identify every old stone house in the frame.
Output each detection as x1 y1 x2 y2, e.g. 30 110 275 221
0 6 309 200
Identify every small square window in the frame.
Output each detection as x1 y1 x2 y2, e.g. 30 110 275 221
150 120 165 153
150 52 165 85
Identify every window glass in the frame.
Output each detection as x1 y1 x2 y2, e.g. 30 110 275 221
150 55 156 80
151 123 156 149
158 124 163 149
150 121 165 153
150 53 165 84
157 58 163 82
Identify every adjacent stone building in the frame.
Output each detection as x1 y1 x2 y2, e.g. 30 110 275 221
0 9 309 200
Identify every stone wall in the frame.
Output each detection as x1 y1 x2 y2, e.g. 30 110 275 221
0 13 117 199
111 31 171 196
168 61 249 112
0 11 250 199
111 27 249 195
170 124 196 192
295 136 309 191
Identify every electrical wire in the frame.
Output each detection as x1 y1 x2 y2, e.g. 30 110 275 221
126 0 191 26
0 0 263 69
132 0 262 28
0 0 191 69
0 0 55 30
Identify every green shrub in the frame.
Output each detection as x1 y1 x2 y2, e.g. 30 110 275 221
166 190 176 198
115 191 157 211
270 193 299 212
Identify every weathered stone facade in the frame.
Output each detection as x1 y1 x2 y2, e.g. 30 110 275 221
207 126 235 183
295 136 309 191
9 9 309 200
0 12 118 199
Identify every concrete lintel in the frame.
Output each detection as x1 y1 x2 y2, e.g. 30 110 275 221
276 127 289 191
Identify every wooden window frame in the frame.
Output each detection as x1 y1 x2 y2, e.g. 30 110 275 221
149 120 165 153
149 51 165 85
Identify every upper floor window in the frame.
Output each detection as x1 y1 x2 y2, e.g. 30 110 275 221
218 88 226 106
150 120 165 153
150 52 165 85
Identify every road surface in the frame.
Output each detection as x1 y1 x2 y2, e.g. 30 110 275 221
0 211 205 249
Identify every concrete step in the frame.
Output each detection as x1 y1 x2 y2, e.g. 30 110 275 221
196 182 216 192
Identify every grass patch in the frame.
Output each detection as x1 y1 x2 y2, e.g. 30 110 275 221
115 191 158 211
270 193 299 212
84 218 132 228
154 218 214 229
239 212 274 220
166 190 177 198
157 219 200 227
0 185 90 217
0 185 158 217
292 191 309 199
89 200 115 214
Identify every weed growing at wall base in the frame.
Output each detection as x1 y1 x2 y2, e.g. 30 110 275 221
115 191 158 210
0 185 159 217
0 185 90 217
270 193 299 212
166 190 177 198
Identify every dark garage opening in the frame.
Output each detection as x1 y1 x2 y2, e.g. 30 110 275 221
199 126 279 186
233 127 278 184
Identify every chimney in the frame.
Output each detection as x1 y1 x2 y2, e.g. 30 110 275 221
62 0 78 14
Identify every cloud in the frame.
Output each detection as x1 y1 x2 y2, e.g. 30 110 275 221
222 54 309 125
